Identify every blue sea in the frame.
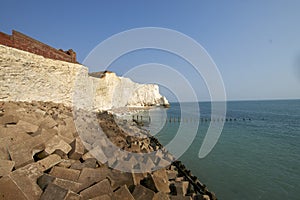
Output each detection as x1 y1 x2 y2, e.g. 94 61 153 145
152 100 300 199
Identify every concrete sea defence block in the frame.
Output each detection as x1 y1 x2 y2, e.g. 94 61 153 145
0 159 15 176
153 191 170 200
70 158 98 170
40 183 69 200
53 178 83 193
45 135 72 155
79 179 112 200
0 125 32 146
167 169 178 180
0 146 9 160
132 184 155 200
6 155 62 200
8 129 55 168
169 196 192 200
171 181 190 196
140 169 170 193
36 154 62 171
37 174 56 190
58 123 75 144
69 136 85 159
151 168 170 193
10 164 44 199
106 169 134 190
49 166 81 182
57 159 77 168
90 194 112 200
40 115 58 129
64 191 82 200
0 114 19 125
112 185 135 200
77 167 110 190
132 172 148 185
0 101 216 199
16 120 39 133
0 176 27 200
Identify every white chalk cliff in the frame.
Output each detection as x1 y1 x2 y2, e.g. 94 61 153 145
91 72 169 110
0 44 169 110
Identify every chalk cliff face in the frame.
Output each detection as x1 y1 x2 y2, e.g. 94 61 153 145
91 72 169 110
0 45 169 110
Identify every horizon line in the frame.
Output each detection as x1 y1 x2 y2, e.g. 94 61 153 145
168 98 300 103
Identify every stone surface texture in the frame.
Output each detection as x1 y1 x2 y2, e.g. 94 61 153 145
0 45 169 110
0 94 214 199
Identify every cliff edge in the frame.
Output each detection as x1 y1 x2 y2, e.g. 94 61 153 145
0 44 169 110
90 71 169 110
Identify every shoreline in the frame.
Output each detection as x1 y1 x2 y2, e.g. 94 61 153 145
106 110 217 199
120 114 217 199
0 101 216 200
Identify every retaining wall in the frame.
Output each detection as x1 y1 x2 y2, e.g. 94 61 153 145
0 30 76 63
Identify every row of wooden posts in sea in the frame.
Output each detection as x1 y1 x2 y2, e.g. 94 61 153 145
132 115 252 123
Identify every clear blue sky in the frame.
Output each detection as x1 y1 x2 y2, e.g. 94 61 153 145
1 0 300 101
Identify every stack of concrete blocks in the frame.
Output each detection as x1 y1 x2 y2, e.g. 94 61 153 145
0 101 214 200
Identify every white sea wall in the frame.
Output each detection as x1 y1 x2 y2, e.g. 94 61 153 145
0 45 169 110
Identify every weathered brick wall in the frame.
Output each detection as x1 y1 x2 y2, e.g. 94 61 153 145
0 32 13 46
0 30 76 63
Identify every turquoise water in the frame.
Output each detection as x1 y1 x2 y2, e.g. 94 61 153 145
154 100 300 199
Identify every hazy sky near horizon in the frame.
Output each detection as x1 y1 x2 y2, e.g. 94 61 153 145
1 0 300 101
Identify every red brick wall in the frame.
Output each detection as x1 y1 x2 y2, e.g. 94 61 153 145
0 30 76 63
0 32 13 47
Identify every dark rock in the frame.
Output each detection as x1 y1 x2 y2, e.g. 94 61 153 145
40 183 68 200
37 174 55 190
